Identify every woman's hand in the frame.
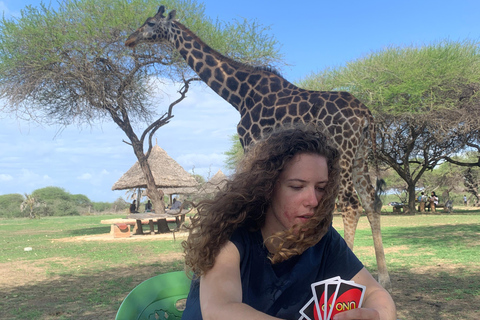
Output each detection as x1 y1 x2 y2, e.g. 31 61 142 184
348 268 397 320
332 307 380 320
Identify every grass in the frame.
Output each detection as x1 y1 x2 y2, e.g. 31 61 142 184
336 214 480 269
1 211 479 319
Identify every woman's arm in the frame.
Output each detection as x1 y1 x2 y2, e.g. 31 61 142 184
200 241 282 320
332 268 396 320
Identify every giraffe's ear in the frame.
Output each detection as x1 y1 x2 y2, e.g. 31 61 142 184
168 10 176 20
157 5 166 17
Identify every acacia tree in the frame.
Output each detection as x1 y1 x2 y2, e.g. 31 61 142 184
224 133 243 171
0 0 283 213
298 40 480 212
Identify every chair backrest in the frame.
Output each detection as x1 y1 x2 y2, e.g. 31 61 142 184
116 271 191 320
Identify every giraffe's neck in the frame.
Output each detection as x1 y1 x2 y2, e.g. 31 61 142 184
170 21 291 112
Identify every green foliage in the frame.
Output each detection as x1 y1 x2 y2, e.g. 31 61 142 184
0 0 284 123
0 186 129 218
32 186 71 201
297 39 480 115
111 197 129 212
298 40 480 210
0 193 24 218
224 133 244 170
71 194 92 207
92 201 112 212
193 174 206 185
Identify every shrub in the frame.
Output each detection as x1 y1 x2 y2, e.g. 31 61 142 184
0 193 24 218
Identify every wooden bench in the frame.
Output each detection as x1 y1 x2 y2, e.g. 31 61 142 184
101 214 181 237
392 204 405 213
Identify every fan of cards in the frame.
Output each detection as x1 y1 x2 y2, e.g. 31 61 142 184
299 276 365 320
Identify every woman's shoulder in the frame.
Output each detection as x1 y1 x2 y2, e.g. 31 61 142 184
230 226 262 258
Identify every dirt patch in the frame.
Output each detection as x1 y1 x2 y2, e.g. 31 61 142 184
53 231 190 242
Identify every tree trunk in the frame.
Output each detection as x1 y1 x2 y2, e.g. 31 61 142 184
407 183 417 213
138 157 165 214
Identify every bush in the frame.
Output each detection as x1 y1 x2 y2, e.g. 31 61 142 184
32 186 71 202
0 193 24 218
71 194 92 207
51 200 80 216
112 197 129 213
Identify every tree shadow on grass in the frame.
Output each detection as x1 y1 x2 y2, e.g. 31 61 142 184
387 266 480 320
68 226 111 236
0 260 185 320
1 261 479 320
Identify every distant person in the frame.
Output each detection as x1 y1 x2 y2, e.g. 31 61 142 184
418 192 426 212
171 198 182 210
429 192 438 212
464 195 467 206
130 200 139 213
145 200 152 212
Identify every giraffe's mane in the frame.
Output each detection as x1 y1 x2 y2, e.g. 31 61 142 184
174 20 285 79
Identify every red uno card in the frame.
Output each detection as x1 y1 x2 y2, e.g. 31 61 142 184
311 276 340 320
327 281 366 320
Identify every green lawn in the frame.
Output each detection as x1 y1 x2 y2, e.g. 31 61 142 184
1 212 479 319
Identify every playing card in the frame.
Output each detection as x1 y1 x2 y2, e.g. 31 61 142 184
311 276 340 320
327 280 366 320
324 281 339 320
299 297 320 320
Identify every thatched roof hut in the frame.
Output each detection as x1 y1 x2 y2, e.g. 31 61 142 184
199 170 228 195
111 144 198 191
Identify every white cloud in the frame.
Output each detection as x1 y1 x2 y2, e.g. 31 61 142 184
77 173 92 180
177 153 226 168
0 173 13 181
0 2 12 16
17 169 53 188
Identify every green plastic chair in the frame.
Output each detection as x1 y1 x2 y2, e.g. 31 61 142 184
116 271 191 320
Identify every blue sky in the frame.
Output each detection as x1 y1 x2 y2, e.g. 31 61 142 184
0 0 478 202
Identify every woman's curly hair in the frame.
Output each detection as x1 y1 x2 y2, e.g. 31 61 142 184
182 125 340 276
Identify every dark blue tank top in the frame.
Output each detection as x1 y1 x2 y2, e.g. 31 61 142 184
181 225 363 319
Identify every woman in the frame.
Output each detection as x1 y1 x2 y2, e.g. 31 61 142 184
430 192 439 212
182 127 396 320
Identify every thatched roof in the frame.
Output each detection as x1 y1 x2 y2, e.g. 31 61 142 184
112 144 198 190
199 170 228 194
161 186 199 195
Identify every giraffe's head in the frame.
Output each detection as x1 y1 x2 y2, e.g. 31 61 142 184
125 5 176 48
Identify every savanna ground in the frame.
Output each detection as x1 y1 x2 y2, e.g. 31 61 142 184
0 209 479 320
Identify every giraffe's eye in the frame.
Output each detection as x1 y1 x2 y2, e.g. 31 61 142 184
147 22 155 27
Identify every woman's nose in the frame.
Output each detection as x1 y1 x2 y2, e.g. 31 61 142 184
304 187 319 207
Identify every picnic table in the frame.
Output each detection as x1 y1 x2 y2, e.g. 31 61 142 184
101 210 187 238
127 212 185 234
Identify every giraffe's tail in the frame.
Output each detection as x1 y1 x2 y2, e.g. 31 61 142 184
374 178 386 212
364 105 384 212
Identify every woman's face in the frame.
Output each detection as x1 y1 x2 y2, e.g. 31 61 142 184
263 153 329 237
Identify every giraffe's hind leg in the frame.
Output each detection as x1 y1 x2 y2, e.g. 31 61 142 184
337 163 362 251
352 157 392 290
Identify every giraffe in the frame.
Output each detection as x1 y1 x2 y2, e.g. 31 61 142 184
125 5 391 289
